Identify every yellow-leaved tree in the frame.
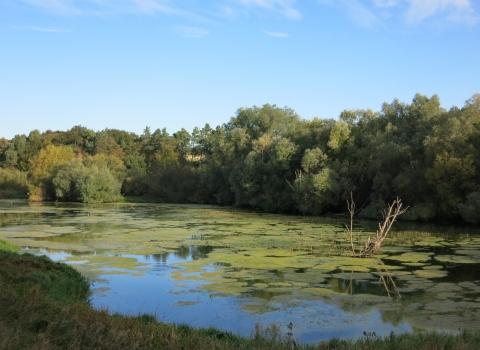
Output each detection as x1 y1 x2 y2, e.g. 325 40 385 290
28 145 75 201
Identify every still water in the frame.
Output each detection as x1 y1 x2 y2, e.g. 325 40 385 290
1 200 480 343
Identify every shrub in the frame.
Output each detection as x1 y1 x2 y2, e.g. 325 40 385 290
459 191 480 224
77 166 122 203
123 168 149 196
53 161 122 203
83 153 126 183
0 168 29 198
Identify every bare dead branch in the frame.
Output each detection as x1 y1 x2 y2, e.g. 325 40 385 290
360 197 408 255
345 192 356 255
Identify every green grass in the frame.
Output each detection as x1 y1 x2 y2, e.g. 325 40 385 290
0 239 20 253
0 249 89 304
317 331 480 349
1 247 480 349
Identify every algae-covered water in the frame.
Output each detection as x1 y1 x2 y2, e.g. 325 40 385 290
1 200 480 343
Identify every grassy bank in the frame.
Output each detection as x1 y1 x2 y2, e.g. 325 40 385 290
1 242 480 349
0 239 19 253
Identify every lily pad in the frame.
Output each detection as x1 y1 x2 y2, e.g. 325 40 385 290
339 265 371 272
387 252 433 263
330 272 376 280
435 255 478 264
413 269 448 279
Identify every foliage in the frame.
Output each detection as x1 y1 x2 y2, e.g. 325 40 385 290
425 152 476 215
83 153 127 183
122 168 149 196
147 162 206 203
28 144 76 200
1 93 480 223
53 161 121 203
80 166 122 203
0 168 28 198
95 134 125 158
459 191 480 224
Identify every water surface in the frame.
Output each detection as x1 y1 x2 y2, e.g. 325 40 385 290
1 200 479 343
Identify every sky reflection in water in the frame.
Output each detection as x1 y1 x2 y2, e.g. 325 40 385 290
32 246 413 343
2 201 480 343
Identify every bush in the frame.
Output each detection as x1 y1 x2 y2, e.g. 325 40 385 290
147 163 204 203
83 154 126 183
459 191 480 224
28 145 76 200
0 168 29 198
123 168 149 196
52 159 86 201
358 198 386 220
400 202 436 221
79 165 122 203
53 161 122 203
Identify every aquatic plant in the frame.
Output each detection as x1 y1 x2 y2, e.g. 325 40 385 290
3 201 480 340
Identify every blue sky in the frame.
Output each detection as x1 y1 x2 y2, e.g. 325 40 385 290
1 0 479 139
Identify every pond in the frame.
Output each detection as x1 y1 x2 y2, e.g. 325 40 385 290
1 199 480 344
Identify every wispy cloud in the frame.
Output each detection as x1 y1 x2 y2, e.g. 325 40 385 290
12 25 71 33
237 0 302 19
172 26 209 38
341 0 379 28
263 30 289 36
131 0 203 20
318 0 378 27
20 0 208 22
405 0 476 23
21 0 81 15
318 0 479 26
372 0 399 8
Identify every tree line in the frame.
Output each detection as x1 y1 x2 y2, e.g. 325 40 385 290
1 93 479 223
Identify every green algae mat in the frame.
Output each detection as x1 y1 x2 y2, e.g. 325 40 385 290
1 199 480 342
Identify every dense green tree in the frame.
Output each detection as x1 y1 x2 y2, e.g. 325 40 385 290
17 130 43 171
83 154 126 183
95 133 125 158
425 152 476 215
173 128 192 160
191 124 214 162
53 160 121 203
459 190 480 224
230 135 297 212
123 154 147 171
1 93 480 223
4 147 18 168
0 138 9 166
105 129 140 156
52 159 87 201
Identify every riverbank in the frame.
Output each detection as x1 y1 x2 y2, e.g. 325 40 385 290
1 242 480 350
